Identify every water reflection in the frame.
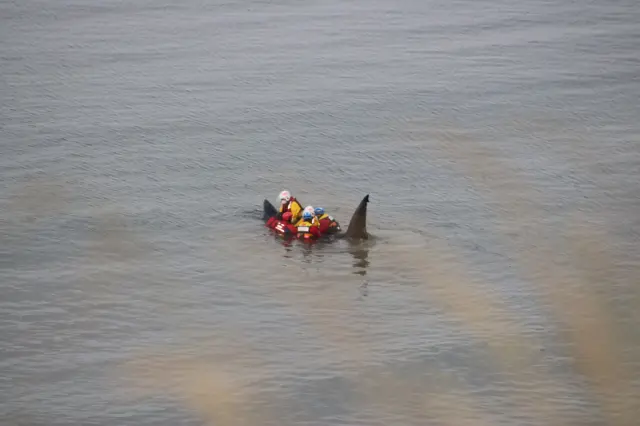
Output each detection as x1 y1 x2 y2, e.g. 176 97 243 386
297 242 313 263
348 241 370 276
274 236 318 263
281 238 294 258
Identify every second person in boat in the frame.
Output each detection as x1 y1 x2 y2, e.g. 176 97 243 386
296 207 321 240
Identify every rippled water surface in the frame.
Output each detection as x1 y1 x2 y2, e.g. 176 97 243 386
2 1 639 425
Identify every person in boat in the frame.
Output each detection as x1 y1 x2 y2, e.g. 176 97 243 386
277 190 303 223
314 207 341 234
296 208 322 240
295 205 320 226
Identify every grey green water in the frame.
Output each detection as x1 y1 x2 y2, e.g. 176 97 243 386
2 1 639 425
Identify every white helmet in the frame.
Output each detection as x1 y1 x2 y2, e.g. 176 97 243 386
303 205 315 215
278 190 291 204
